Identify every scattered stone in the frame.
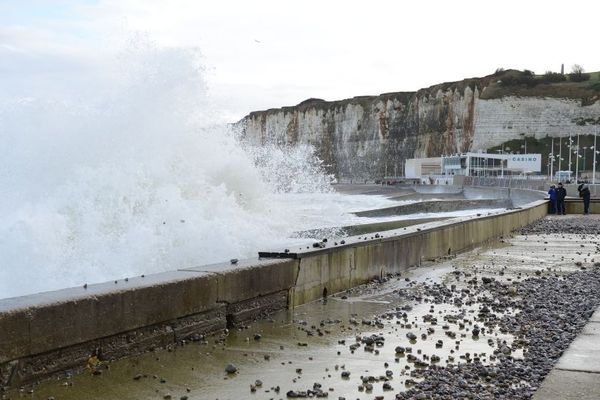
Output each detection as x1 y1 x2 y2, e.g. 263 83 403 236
225 364 237 374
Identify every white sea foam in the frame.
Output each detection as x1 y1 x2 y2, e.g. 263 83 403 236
0 39 354 299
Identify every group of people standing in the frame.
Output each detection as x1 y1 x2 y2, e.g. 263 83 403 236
548 182 592 215
548 182 567 215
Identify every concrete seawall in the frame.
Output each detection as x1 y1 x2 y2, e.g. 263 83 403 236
289 199 547 306
0 197 549 388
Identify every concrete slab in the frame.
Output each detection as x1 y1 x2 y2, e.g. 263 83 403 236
182 258 298 304
581 321 600 335
556 332 600 373
533 369 600 400
180 257 292 274
590 307 600 322
0 269 213 312
0 311 29 363
0 270 220 361
353 198 512 217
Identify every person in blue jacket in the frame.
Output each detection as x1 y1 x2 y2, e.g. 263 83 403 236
548 185 557 214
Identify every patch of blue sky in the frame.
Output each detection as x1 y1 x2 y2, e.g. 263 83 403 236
1 1 103 41
2 1 98 24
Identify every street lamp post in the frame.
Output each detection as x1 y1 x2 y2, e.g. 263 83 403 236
558 137 562 172
594 126 598 185
576 134 580 182
568 133 572 175
550 138 554 180
575 150 579 183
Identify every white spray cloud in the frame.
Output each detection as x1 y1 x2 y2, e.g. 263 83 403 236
0 37 341 299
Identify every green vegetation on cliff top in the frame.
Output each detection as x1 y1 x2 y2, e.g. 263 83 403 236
479 69 600 105
248 68 600 118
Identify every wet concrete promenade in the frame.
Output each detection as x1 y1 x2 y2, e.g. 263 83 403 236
532 306 600 400
4 215 600 400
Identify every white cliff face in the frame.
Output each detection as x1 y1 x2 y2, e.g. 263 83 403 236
414 87 478 157
242 100 395 180
473 97 600 150
239 87 600 180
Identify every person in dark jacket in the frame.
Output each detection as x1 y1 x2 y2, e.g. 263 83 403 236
578 184 591 215
548 185 557 214
556 182 567 215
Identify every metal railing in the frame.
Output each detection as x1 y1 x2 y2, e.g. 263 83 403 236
463 176 549 191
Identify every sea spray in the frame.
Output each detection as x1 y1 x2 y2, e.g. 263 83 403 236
247 142 335 194
0 39 338 299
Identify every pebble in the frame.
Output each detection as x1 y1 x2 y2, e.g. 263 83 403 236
225 364 237 374
397 257 600 398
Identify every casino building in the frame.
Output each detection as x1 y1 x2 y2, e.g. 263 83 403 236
405 152 542 179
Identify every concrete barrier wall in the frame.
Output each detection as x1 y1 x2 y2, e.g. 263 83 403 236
0 259 298 387
292 200 548 305
0 271 218 364
563 198 600 215
0 198 549 388
563 183 600 197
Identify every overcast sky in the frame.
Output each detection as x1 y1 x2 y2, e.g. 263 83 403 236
2 0 599 122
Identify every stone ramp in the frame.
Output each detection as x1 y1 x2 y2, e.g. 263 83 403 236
292 217 448 239
533 307 600 400
332 183 415 197
353 198 513 217
386 192 466 201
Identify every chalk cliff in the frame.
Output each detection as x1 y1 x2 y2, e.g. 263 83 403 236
237 71 600 180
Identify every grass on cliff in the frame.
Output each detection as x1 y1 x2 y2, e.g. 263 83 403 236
247 69 600 117
481 69 600 105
